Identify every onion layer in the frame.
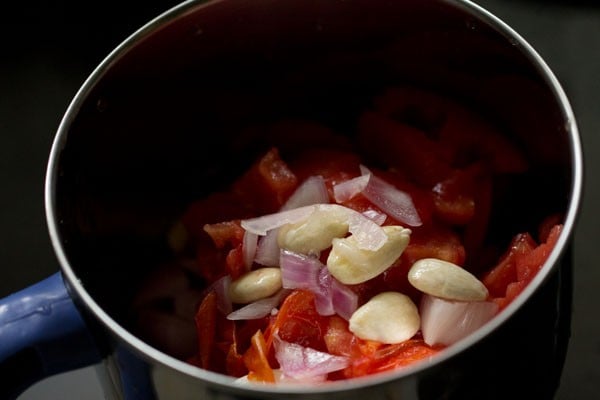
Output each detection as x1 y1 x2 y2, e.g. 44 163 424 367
420 294 498 346
360 166 422 227
242 204 387 251
273 334 350 380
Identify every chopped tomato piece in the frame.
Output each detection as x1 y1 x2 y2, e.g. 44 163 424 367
481 233 537 298
402 224 466 266
515 224 562 282
538 214 563 243
346 339 438 378
232 147 298 214
324 316 357 357
203 220 245 249
226 343 247 377
225 244 246 281
194 291 217 370
265 290 329 353
181 192 245 240
432 164 488 226
201 220 245 282
243 330 275 383
485 224 562 310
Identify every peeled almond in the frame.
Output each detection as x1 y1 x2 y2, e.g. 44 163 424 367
349 292 420 344
408 258 488 301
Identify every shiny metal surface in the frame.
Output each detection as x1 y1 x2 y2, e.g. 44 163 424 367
48 0 581 398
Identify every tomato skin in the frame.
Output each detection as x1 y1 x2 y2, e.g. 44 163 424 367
203 220 245 249
362 339 439 374
243 330 275 383
226 343 247 378
538 213 563 243
402 224 466 267
485 224 562 310
198 220 246 282
515 224 562 282
482 233 537 298
233 147 298 214
432 165 488 226
181 192 245 240
344 339 438 378
324 316 359 357
265 290 330 353
194 291 217 370
324 315 438 380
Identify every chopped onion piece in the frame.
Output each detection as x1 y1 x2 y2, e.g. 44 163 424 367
420 294 498 346
227 289 290 320
360 165 422 227
362 209 387 226
243 230 258 270
314 267 335 316
281 175 329 210
242 204 387 251
280 250 322 290
333 174 370 203
241 205 317 235
280 250 357 319
209 275 232 315
254 229 281 267
331 279 358 320
346 210 388 250
273 334 350 379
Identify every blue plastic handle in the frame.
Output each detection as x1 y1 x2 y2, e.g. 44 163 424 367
0 272 102 399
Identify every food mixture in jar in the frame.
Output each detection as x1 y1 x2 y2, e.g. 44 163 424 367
131 86 563 384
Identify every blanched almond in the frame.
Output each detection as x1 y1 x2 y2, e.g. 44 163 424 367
228 268 282 304
327 226 411 284
408 258 488 301
349 292 420 344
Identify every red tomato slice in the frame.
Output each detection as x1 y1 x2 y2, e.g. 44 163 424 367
203 220 245 249
225 244 246 281
347 339 438 378
432 164 487 226
201 220 245 282
324 316 357 357
181 192 245 239
232 147 298 214
226 343 247 377
481 233 537 298
515 224 562 282
265 290 329 353
243 330 275 383
538 214 563 243
194 291 217 370
402 224 466 267
485 224 561 310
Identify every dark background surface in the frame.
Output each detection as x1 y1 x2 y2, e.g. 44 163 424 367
0 0 598 398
